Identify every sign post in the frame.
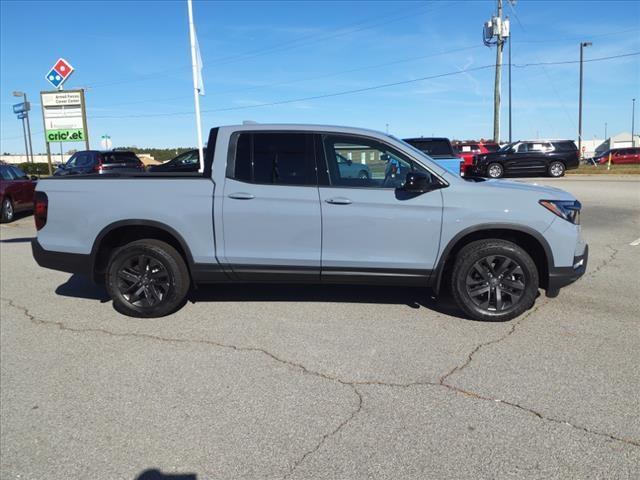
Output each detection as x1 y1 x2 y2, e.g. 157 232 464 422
40 89 89 174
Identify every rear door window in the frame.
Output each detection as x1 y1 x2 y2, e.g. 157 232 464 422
408 139 452 156
75 152 93 167
553 141 577 152
231 132 316 186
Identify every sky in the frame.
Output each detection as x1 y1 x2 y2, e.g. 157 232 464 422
1 0 639 154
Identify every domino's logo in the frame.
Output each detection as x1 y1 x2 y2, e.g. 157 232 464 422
46 69 64 87
45 58 74 88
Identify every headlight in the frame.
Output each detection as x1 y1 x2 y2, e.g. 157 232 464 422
539 200 581 224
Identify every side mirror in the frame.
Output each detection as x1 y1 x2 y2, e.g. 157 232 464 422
30 175 38 181
403 172 432 193
346 159 352 166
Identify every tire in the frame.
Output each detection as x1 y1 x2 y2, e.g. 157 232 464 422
358 170 369 179
450 239 539 322
1 198 14 223
487 162 504 179
105 239 190 318
548 161 565 177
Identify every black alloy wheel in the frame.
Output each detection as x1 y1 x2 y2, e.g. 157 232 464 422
106 239 190 317
465 255 525 312
451 239 539 321
116 254 171 308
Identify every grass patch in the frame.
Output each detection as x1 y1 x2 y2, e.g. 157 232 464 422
568 164 640 175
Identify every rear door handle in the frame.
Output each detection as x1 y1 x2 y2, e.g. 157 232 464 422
228 192 255 200
325 197 352 205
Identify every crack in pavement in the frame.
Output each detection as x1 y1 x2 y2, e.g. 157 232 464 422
586 244 619 279
283 385 363 479
438 300 547 386
0 296 362 478
2 293 638 480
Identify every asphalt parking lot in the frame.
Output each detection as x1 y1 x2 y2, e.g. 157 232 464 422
1 176 639 479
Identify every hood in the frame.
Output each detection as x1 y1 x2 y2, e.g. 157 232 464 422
476 179 576 201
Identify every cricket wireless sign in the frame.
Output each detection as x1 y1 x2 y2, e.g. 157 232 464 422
40 90 89 144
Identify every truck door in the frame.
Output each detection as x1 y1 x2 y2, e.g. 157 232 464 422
221 131 321 281
318 134 442 282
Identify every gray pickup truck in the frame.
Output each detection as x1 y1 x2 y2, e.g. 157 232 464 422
32 124 588 320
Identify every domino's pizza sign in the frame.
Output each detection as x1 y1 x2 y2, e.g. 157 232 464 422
45 58 74 89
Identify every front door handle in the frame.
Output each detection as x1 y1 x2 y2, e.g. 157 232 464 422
325 197 352 205
228 192 255 200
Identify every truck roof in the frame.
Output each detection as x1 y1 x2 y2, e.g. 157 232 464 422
220 123 388 137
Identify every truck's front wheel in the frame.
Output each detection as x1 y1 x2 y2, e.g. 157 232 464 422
450 239 538 321
106 239 190 318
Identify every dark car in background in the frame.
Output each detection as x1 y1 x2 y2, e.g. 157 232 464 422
593 147 640 165
147 149 205 173
54 150 145 176
472 140 579 178
454 141 500 176
403 137 462 175
0 164 37 223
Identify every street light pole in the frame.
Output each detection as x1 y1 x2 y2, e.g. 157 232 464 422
20 115 29 163
578 41 592 159
24 93 34 163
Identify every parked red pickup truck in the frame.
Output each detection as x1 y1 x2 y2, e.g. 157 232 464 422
455 141 500 175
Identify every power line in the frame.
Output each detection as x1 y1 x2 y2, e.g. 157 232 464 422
210 44 484 96
2 51 637 142
90 51 639 120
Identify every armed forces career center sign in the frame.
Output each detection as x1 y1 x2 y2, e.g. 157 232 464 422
40 90 88 143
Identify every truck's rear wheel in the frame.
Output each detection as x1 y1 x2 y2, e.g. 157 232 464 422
450 239 538 321
106 239 190 318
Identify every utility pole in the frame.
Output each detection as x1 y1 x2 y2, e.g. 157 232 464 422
483 0 511 144
578 41 592 159
493 0 503 144
632 98 636 147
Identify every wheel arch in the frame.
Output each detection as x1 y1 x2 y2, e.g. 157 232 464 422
431 224 554 294
90 220 195 283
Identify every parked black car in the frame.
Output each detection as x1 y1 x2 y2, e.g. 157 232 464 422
471 140 579 178
147 149 204 172
54 151 145 176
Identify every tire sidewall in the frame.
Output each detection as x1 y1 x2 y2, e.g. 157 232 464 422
106 240 189 318
451 240 539 322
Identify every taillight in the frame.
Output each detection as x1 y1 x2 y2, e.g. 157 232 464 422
94 156 104 173
459 160 465 176
34 191 48 230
